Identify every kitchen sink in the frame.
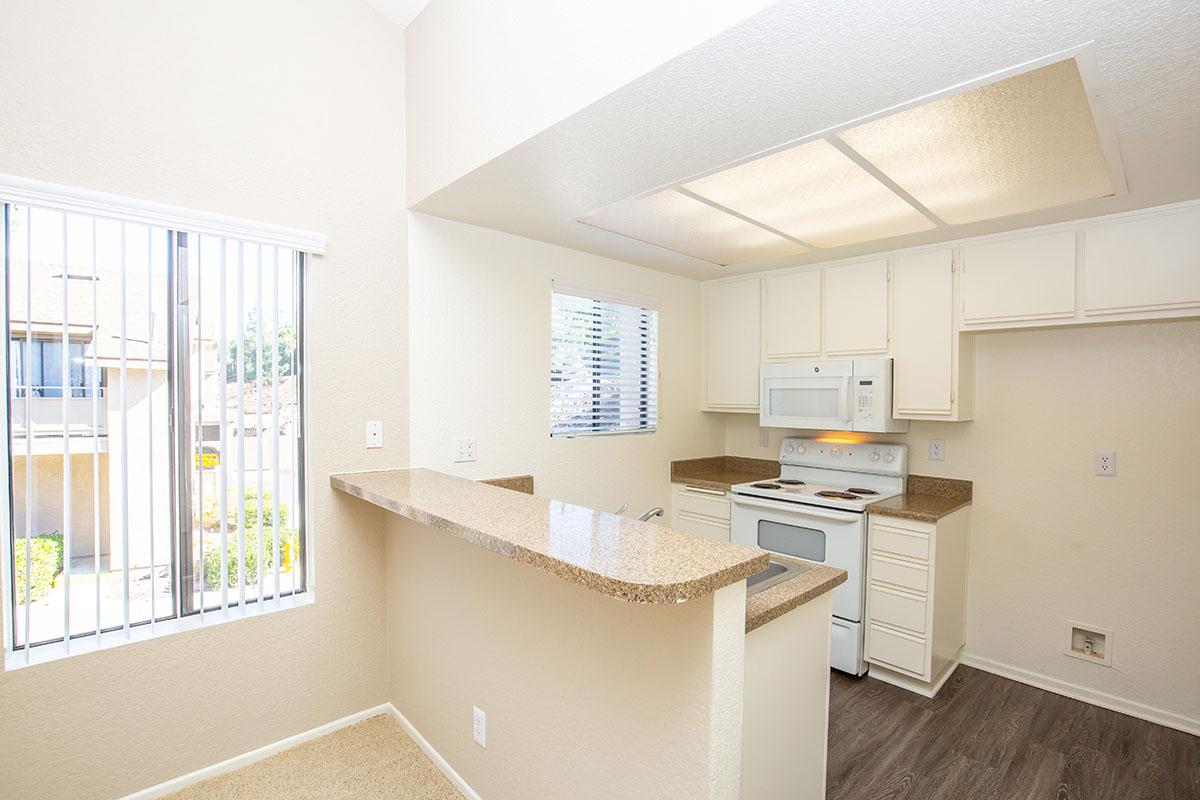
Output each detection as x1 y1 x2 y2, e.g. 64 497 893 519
746 557 806 596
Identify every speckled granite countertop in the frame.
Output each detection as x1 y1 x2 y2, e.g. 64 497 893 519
479 474 534 494
745 556 847 634
867 475 973 523
670 456 780 492
332 468 769 604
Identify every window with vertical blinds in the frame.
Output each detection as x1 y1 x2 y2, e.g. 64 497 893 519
0 175 322 667
550 287 658 437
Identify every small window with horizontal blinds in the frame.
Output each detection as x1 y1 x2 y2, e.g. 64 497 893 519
550 284 658 438
0 174 324 667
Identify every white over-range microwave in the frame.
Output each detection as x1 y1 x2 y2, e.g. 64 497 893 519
759 358 909 433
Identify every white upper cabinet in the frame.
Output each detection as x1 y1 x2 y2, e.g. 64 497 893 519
1083 206 1200 317
764 270 821 359
703 276 761 410
962 231 1076 327
823 259 889 355
892 249 973 421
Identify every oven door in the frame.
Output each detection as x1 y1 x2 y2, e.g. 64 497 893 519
759 373 853 431
731 494 865 622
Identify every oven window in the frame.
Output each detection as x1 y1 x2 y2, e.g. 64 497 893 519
757 520 826 561
769 387 841 419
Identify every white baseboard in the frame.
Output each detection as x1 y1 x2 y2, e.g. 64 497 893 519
960 652 1200 736
388 704 483 800
121 702 482 800
121 704 394 799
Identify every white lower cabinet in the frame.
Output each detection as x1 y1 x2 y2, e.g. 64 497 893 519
670 483 731 541
865 508 970 697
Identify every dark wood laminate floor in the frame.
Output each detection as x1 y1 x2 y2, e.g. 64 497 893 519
827 665 1200 800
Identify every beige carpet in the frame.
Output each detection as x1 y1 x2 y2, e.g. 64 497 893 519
164 715 465 800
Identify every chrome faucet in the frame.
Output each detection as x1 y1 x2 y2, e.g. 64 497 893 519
637 507 665 522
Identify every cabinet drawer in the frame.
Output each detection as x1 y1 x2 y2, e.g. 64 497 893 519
871 525 930 562
674 486 731 521
870 555 929 593
673 512 731 543
868 624 928 677
869 584 928 634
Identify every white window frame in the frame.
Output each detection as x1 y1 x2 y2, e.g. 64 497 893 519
0 174 323 669
549 281 660 439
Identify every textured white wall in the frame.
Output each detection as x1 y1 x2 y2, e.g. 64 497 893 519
725 321 1200 728
385 513 742 799
404 0 776 204
0 1 407 797
408 212 724 515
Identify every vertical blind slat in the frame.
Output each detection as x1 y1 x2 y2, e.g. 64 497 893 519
236 243 246 613
60 213 71 650
91 217 102 641
218 240 229 614
23 208 32 658
120 224 130 638
255 245 265 608
146 226 155 632
271 248 281 607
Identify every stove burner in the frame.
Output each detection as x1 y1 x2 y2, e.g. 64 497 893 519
776 479 806 486
816 491 861 500
846 488 878 495
751 483 782 490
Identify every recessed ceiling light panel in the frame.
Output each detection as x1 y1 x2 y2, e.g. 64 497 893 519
838 59 1114 225
578 190 807 265
682 138 936 248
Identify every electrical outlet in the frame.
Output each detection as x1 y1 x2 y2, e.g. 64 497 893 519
454 437 476 463
758 429 770 448
472 706 486 748
365 421 383 449
1094 450 1116 477
928 439 945 462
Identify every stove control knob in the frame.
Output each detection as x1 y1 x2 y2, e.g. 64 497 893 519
831 446 843 459
882 451 896 464
784 443 795 454
868 450 881 462
794 443 806 455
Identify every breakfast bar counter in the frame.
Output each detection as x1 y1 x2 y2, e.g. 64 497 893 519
331 468 769 604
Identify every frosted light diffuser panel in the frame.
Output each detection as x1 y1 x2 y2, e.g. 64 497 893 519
579 190 808 265
683 138 936 248
838 59 1113 224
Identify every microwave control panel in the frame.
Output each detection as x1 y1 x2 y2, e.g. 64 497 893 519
854 378 877 422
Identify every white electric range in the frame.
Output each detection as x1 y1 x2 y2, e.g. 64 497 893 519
731 437 907 675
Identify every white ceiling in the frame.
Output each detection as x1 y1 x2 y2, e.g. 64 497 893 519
365 0 433 28
576 56 1118 266
411 0 1200 280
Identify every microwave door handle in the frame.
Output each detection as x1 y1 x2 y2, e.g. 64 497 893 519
841 376 853 422
732 495 859 521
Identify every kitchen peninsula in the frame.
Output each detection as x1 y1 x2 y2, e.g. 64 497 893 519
332 469 844 799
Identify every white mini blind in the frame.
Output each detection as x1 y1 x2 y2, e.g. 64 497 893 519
550 287 658 437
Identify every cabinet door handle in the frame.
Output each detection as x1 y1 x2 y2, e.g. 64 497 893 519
683 485 727 496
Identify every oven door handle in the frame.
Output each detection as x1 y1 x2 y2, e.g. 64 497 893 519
732 494 860 522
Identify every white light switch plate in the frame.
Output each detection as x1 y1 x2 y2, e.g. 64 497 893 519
365 421 383 449
454 437 476 463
